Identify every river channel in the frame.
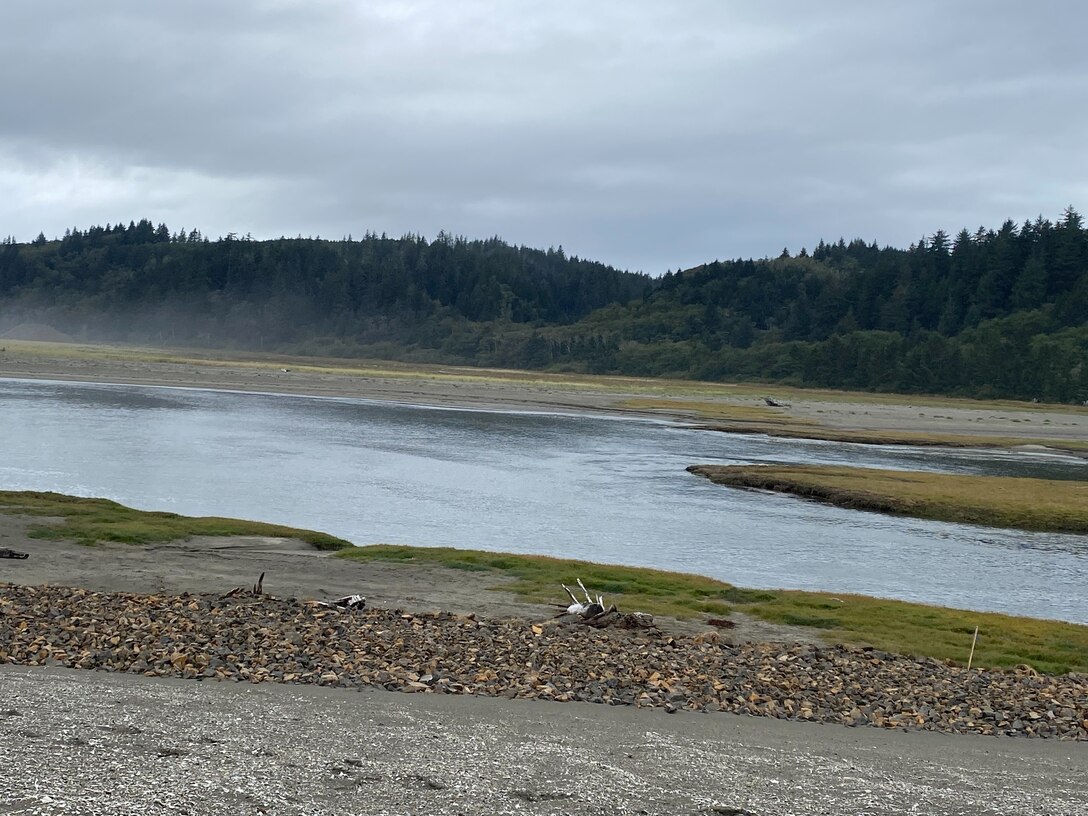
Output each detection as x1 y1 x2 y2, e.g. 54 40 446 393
1 378 1085 623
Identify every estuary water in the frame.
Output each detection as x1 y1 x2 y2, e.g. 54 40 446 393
1 377 1086 623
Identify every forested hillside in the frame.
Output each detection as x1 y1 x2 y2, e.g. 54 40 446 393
0 223 649 354
2 210 1086 401
546 209 1088 402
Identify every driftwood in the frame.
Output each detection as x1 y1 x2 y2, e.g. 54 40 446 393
582 609 656 629
0 548 29 559
311 594 367 611
221 572 267 599
763 396 791 408
552 579 655 630
706 617 736 629
560 579 606 618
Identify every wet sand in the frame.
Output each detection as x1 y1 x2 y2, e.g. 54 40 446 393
2 342 1087 442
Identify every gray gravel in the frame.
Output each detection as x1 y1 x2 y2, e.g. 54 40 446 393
2 665 1086 816
4 585 1086 738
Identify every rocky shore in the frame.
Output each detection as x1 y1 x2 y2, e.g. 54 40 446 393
3 583 1085 740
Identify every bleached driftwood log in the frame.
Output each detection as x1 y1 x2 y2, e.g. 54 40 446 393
553 579 655 630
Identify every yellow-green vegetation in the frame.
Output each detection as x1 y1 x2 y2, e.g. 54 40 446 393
2 487 1084 674
0 491 352 550
340 545 1088 675
340 544 735 619
689 464 1088 535
1 339 605 391
9 339 1088 420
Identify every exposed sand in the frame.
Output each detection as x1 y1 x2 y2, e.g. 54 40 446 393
2 341 1087 443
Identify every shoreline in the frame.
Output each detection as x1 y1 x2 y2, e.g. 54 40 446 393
3 341 1088 448
4 344 1087 813
3 579 1085 740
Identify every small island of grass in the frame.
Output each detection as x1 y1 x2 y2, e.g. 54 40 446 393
688 464 1088 535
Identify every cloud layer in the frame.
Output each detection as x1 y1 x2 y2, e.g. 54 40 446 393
2 1 1085 272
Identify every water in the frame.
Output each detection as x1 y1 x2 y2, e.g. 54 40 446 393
2 377 1086 623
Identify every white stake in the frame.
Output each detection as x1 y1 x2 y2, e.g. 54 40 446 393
966 625 979 671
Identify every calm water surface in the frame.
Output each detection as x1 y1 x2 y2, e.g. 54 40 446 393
2 378 1086 623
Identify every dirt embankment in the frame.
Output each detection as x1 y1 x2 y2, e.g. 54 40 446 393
0 515 806 643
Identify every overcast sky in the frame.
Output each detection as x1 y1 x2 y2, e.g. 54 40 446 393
1 1 1085 273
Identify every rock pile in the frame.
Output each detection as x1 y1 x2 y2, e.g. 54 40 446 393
2 583 1085 740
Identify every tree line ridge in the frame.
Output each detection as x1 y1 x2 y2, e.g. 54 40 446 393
2 210 1085 401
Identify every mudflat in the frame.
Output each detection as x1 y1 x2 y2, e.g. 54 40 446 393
2 341 1087 442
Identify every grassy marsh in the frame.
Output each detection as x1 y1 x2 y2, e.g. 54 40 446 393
7 338 1088 418
340 544 1088 675
0 490 352 550
688 464 1088 534
2 490 1084 674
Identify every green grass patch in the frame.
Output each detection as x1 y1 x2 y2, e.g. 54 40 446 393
340 544 1088 674
689 464 1088 534
0 490 352 551
4 488 1085 674
745 589 1088 675
338 544 737 619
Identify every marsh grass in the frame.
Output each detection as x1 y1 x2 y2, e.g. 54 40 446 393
743 590 1088 675
2 488 1083 674
688 465 1088 534
339 544 1088 674
0 491 351 550
338 544 736 617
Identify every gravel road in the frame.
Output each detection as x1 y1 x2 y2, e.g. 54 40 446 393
3 665 1086 816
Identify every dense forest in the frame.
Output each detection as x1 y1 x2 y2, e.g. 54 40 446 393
1 209 1086 402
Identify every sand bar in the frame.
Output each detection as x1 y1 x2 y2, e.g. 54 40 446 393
2 341 1087 442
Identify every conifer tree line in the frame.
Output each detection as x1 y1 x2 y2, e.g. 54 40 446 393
1 209 1085 402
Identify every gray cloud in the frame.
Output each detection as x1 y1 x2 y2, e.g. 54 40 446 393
1 0 1085 272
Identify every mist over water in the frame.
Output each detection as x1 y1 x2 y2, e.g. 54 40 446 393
2 377 1086 623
